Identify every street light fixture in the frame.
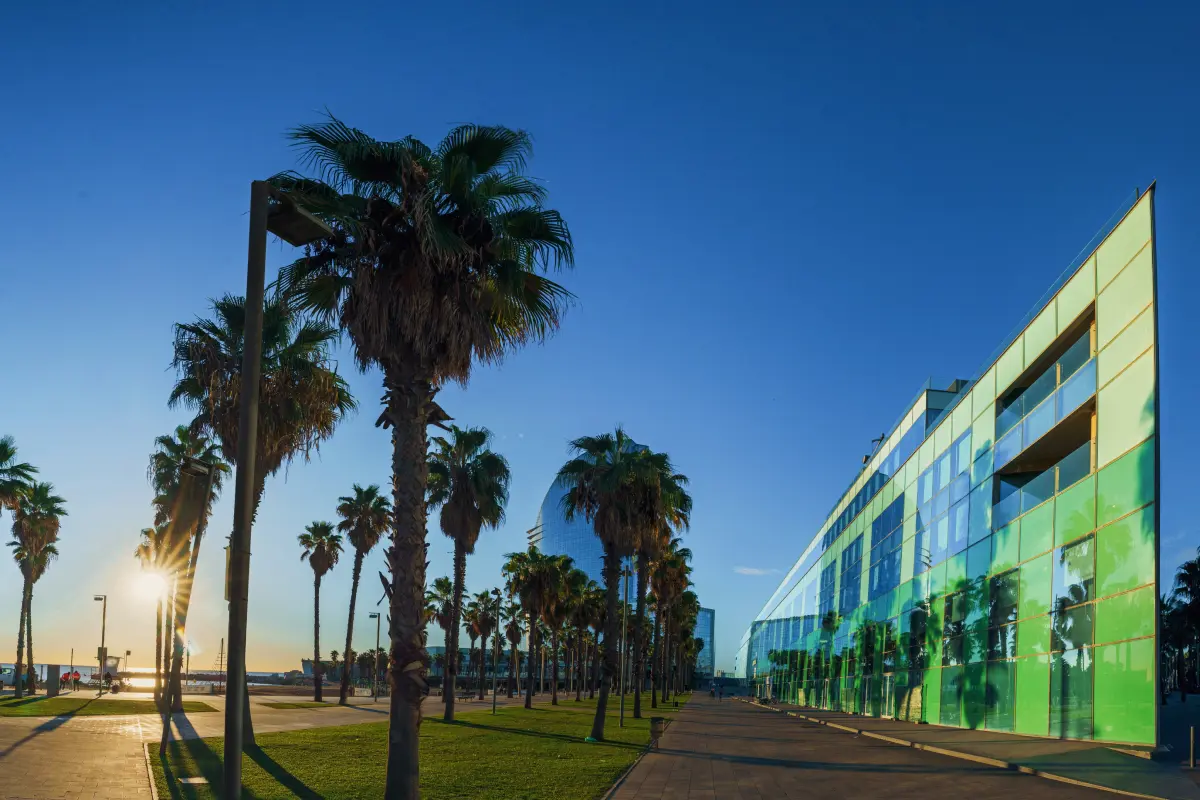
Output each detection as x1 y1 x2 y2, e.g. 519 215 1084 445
93 595 107 696
368 612 381 703
224 181 333 799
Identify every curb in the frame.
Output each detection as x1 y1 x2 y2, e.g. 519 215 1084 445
143 742 160 800
737 699 1167 800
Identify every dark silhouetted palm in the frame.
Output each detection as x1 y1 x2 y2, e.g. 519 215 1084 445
300 522 343 702
336 484 391 704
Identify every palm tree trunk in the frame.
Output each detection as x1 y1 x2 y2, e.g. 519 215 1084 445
633 555 647 719
445 540 466 722
651 609 661 709
478 634 487 700
590 544 622 741
525 609 538 709
25 592 34 693
661 613 671 702
590 638 598 699
381 376 434 800
508 638 516 698
154 596 163 705
313 575 323 702
340 548 365 705
13 571 29 700
167 537 196 714
551 628 560 705
162 575 176 709
576 627 584 701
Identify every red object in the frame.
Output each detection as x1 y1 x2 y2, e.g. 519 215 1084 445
72 671 80 679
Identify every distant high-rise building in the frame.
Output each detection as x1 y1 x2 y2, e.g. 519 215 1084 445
695 608 715 679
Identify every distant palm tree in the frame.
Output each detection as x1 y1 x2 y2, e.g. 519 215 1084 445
426 425 510 721
569 578 599 701
652 538 692 703
426 576 455 701
503 599 524 698
557 428 664 740
336 484 391 705
8 481 66 699
545 566 586 705
134 524 170 704
274 116 574 797
470 590 498 699
0 436 37 512
299 522 343 702
503 547 571 709
147 426 228 712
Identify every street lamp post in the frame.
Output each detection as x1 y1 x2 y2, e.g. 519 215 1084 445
224 182 332 799
93 595 107 696
492 589 502 715
368 613 381 703
619 563 630 728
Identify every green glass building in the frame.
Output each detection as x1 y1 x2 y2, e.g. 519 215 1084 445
736 187 1159 744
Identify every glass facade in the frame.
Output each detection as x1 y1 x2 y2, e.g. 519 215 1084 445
696 608 716 679
736 188 1159 745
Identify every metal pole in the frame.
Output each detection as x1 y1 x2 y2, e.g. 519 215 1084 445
224 180 270 799
374 614 381 703
492 592 501 715
69 648 73 694
99 596 107 696
620 566 628 727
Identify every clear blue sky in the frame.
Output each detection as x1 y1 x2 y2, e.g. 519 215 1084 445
1 1 1197 673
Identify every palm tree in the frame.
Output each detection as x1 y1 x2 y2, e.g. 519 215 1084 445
134 524 170 704
170 293 353 738
0 436 37 512
503 599 524 698
557 428 666 740
8 481 66 699
425 576 455 701
652 538 692 704
426 425 510 722
545 566 586 705
336 484 391 705
299 522 343 702
148 426 228 713
569 578 599 701
274 117 574 797
462 599 481 697
504 547 570 709
469 590 498 699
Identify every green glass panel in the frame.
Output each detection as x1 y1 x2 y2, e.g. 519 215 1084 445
972 447 993 489
1050 648 1094 739
1097 348 1155 467
1099 306 1154 389
967 539 990 583
947 552 968 592
1095 585 1155 644
904 486 918 521
973 406 995 457
1093 638 1155 744
1096 196 1152 291
973 368 996 421
923 668 942 723
930 561 948 598
953 403 973 443
1098 247 1154 348
964 663 986 729
1095 503 1155 599
918 439 934 473
935 423 952 460
997 338 1025 397
1019 555 1052 619
1017 614 1051 657
986 660 1015 732
901 535 916 584
941 666 963 726
1021 503 1054 560
966 627 987 665
1055 475 1096 546
992 522 1020 574
1014 654 1050 736
1097 438 1155 526
1058 256 1096 328
1025 302 1058 365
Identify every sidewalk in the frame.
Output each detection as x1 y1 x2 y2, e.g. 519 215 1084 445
611 694 1111 799
760 701 1200 800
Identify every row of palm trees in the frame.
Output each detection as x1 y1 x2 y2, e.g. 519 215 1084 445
2 435 67 700
1162 550 1200 701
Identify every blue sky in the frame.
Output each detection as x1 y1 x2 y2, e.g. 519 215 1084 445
1 1 1197 673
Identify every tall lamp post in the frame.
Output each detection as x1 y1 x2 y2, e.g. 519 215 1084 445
368 612 381 703
93 595 107 696
491 588 502 715
224 182 332 799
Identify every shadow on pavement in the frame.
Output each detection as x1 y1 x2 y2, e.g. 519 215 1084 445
0 699 98 759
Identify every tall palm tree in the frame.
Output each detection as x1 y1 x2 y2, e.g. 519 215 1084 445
8 481 66 699
425 576 455 702
545 566 586 705
469 590 498 699
426 425 510 722
503 547 570 709
274 117 574 797
148 426 228 713
557 428 665 740
569 578 599 701
652 538 692 704
336 484 391 705
503 599 524 698
134 524 170 704
299 522 343 702
170 293 353 739
0 436 37 512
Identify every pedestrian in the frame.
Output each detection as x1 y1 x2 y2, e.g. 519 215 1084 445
718 684 723 702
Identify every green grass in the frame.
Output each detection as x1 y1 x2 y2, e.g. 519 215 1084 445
154 692 690 799
0 695 216 717
259 701 332 709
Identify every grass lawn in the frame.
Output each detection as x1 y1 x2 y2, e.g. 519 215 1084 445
0 695 216 717
259 701 331 709
154 692 690 799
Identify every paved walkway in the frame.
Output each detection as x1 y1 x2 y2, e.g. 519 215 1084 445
612 695 1111 799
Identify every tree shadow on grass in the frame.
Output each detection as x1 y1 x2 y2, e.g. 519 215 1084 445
157 738 319 799
450 719 644 751
247 745 321 799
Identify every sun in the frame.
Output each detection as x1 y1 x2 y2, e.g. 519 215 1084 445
135 570 168 602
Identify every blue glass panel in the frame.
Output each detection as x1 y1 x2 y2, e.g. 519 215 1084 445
993 493 1021 532
1022 469 1056 513
949 498 971 556
1023 398 1055 448
1057 358 1096 421
968 484 992 543
995 429 1022 469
